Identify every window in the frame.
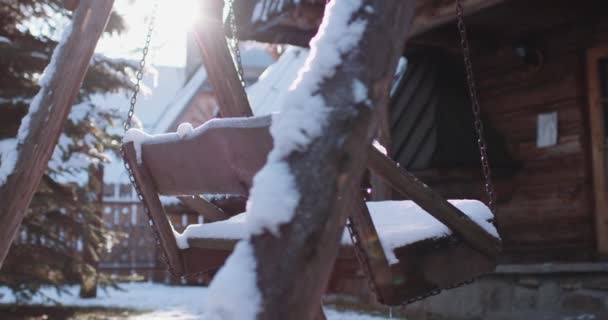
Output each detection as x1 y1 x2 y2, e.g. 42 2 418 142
119 184 133 198
131 205 138 225
181 214 188 227
103 183 115 198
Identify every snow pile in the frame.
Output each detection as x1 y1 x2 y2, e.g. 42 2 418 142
203 242 261 320
0 282 397 320
176 200 497 264
204 1 368 319
0 21 74 186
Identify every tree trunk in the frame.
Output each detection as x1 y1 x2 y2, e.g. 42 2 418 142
250 1 417 319
0 0 114 268
80 164 103 298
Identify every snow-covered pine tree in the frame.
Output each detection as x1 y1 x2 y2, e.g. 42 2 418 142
0 0 133 300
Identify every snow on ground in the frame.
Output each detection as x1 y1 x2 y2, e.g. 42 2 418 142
0 282 397 320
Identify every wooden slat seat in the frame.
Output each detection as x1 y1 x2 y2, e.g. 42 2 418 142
179 200 497 303
121 115 500 304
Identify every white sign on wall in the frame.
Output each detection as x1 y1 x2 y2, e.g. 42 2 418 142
537 111 558 148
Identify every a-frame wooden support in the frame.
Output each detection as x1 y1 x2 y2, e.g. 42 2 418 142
0 0 115 267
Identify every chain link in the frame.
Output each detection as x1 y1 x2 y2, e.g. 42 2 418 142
345 218 385 304
123 1 159 132
455 0 496 214
227 0 245 86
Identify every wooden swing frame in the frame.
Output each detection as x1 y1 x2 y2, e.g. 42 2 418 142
120 0 501 306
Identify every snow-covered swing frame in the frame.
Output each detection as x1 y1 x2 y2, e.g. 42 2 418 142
0 0 115 268
119 0 502 307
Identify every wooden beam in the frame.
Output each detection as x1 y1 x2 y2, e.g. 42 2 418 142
348 198 395 303
122 143 185 275
193 0 253 118
248 2 417 319
64 0 80 11
408 0 508 38
367 147 501 259
314 307 326 320
0 0 114 268
238 0 508 46
177 196 231 222
586 46 608 257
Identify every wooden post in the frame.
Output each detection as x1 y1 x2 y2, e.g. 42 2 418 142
0 0 115 268
586 46 608 257
249 2 417 319
193 0 254 118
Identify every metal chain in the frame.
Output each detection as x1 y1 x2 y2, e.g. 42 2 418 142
119 0 183 279
455 0 496 214
123 1 159 132
227 0 245 86
345 217 385 304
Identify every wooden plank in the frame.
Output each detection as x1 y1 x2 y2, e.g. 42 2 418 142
367 147 501 259
0 0 115 267
347 198 395 303
122 143 185 275
187 237 237 251
247 2 417 318
194 0 253 118
314 307 326 320
177 196 231 222
409 0 509 38
237 0 507 45
585 45 608 257
64 0 80 10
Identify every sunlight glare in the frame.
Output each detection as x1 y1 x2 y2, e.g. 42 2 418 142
96 0 203 67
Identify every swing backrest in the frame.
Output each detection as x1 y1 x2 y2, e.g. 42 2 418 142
120 116 273 276
141 116 272 196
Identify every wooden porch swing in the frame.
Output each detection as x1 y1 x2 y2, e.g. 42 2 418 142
120 0 502 306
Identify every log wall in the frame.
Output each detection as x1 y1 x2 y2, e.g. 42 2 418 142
414 2 608 263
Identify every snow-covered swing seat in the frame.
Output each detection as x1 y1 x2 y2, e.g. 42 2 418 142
121 114 501 305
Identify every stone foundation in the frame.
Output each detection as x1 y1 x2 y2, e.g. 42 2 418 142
399 263 608 320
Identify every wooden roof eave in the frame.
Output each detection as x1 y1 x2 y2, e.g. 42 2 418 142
235 0 511 46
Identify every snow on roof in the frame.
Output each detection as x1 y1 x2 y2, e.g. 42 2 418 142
151 67 207 134
92 65 187 133
247 46 309 116
99 65 186 184
177 200 498 265
240 42 276 68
